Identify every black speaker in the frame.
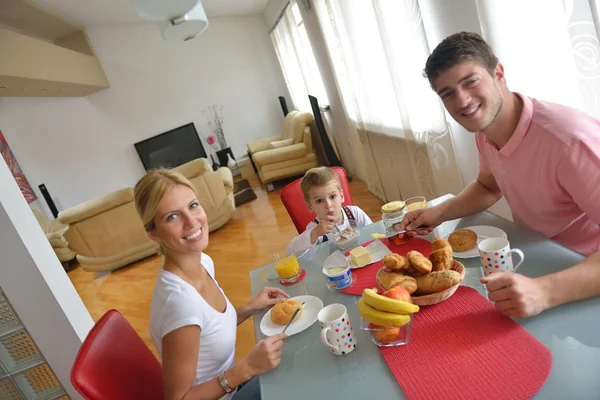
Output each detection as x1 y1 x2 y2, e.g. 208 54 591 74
38 184 59 218
308 95 344 169
278 96 289 117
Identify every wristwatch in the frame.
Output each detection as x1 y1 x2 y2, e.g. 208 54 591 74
218 372 233 394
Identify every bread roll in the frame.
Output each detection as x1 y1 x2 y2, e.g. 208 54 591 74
382 253 410 272
270 299 304 325
407 251 432 274
414 270 462 295
377 270 418 294
448 229 478 252
429 246 453 271
432 238 451 251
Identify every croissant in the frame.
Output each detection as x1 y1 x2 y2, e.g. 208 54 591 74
377 270 418 294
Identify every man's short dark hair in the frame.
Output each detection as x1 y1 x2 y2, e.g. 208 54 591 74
423 32 499 90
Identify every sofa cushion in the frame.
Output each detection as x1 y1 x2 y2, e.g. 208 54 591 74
270 138 294 148
252 143 308 167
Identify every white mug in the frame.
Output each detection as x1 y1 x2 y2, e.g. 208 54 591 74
478 237 525 276
317 304 357 355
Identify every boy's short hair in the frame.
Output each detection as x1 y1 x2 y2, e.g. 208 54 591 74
300 167 341 202
423 32 499 90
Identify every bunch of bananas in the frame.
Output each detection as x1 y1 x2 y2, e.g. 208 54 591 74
358 288 419 327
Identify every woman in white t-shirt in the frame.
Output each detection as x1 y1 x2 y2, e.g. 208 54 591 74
134 169 288 400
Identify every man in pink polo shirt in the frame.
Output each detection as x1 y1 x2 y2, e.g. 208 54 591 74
399 32 600 317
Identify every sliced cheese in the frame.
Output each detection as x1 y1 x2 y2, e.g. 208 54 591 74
371 233 386 239
350 246 372 267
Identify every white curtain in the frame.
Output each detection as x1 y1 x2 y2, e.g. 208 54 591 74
312 0 463 201
475 0 600 119
270 1 329 112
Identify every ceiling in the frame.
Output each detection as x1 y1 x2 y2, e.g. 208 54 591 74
31 0 269 26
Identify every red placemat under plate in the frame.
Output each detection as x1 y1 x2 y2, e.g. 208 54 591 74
340 237 432 296
379 286 552 400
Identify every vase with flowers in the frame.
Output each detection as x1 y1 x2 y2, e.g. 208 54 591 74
202 105 235 167
206 135 220 171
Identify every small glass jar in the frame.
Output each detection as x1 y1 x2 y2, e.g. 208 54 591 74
381 201 407 237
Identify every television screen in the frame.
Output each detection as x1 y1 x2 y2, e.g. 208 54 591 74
135 123 207 171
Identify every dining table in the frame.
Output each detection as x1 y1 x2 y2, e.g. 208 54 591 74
249 194 600 399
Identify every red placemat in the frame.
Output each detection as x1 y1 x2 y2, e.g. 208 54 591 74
340 237 432 295
380 287 552 400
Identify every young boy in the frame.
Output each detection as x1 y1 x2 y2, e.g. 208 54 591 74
287 167 372 255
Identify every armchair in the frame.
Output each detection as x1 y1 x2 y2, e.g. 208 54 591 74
172 158 235 232
31 208 76 263
58 188 159 272
247 111 318 186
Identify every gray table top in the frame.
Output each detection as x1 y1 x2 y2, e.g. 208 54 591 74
249 195 599 399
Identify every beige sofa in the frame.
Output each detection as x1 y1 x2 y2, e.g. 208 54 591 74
31 208 76 264
57 158 235 272
247 111 318 185
58 188 159 272
172 158 235 232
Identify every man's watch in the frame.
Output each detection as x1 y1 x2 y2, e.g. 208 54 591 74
218 372 233 394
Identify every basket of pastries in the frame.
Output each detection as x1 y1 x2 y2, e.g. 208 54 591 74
376 238 466 306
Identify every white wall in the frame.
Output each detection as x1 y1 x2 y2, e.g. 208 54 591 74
0 154 93 399
263 0 288 30
0 16 289 216
419 0 513 220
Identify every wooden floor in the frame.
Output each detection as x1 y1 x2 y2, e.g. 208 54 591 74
68 173 384 361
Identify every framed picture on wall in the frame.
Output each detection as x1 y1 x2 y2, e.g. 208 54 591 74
0 129 37 203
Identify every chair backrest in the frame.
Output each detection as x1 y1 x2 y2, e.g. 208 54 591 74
280 110 299 140
71 310 164 400
280 166 354 234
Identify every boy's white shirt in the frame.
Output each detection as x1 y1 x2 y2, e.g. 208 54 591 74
286 205 373 255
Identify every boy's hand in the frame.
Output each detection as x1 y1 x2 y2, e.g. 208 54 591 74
316 214 336 236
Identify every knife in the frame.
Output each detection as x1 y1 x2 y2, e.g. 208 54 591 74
282 302 305 333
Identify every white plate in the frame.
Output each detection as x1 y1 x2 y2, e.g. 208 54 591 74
259 295 324 337
346 240 392 269
445 225 508 258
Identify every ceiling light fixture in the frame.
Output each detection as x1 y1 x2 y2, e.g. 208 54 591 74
130 0 209 41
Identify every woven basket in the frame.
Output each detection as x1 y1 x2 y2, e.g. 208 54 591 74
376 260 466 306
410 260 466 306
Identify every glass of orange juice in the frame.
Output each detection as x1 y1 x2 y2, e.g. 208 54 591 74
274 252 301 283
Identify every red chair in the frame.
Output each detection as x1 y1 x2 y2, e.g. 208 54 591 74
71 310 164 400
280 166 354 234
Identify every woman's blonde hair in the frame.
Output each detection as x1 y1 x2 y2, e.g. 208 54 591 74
133 169 197 244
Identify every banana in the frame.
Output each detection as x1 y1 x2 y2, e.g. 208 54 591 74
358 298 411 327
362 288 420 314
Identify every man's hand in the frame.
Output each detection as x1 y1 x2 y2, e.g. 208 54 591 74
397 205 445 237
481 272 550 317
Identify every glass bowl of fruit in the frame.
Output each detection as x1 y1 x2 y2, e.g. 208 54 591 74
361 317 412 347
358 285 418 347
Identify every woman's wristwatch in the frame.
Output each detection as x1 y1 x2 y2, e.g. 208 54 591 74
218 372 233 394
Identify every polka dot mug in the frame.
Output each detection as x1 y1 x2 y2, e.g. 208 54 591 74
317 304 357 356
478 237 525 276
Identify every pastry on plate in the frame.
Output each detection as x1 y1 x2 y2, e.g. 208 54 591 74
382 253 410 272
377 269 418 294
448 229 478 252
270 299 304 325
407 251 432 274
